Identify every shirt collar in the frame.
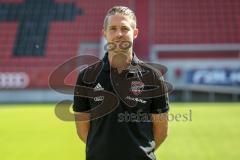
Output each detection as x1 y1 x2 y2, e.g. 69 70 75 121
102 52 140 72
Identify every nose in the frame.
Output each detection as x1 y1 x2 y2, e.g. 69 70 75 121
116 29 123 38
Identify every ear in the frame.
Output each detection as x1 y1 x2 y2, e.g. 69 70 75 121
102 29 106 38
133 28 139 39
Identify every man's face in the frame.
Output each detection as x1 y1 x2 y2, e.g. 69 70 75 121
103 14 138 53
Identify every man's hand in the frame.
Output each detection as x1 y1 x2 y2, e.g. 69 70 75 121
74 112 90 143
151 113 168 150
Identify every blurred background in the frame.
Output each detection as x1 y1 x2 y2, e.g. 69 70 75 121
0 0 240 102
0 0 239 160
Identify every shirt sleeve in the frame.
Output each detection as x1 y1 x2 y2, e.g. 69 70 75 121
149 71 170 114
73 70 90 112
150 94 169 114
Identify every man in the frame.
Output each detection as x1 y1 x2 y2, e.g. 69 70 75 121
73 6 169 160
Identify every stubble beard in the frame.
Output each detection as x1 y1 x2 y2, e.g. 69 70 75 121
112 52 130 69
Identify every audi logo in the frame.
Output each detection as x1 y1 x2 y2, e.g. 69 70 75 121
0 72 29 88
93 96 104 102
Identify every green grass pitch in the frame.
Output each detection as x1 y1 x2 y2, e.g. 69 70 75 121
0 103 239 160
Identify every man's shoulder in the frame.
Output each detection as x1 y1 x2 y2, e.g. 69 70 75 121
77 60 103 85
138 61 164 79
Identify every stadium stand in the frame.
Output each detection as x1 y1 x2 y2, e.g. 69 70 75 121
0 0 239 102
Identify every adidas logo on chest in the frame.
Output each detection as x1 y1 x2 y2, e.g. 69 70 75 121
94 83 104 91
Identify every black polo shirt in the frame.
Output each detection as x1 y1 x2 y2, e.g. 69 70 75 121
73 52 169 160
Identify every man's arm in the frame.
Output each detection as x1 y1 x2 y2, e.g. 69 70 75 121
74 112 90 143
151 112 168 150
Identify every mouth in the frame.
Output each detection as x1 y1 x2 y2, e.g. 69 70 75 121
112 38 126 42
113 41 123 44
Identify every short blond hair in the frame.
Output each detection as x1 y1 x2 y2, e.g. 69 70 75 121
103 6 137 30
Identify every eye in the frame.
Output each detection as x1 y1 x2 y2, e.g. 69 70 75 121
109 27 116 31
122 27 129 31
